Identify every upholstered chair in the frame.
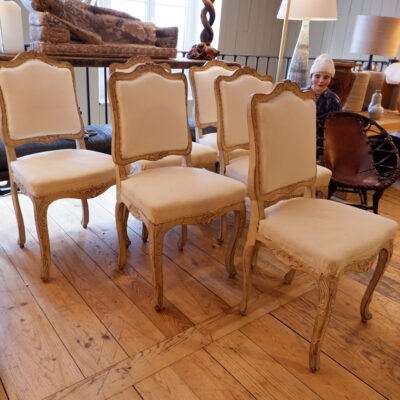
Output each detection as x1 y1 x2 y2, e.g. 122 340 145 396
108 64 247 311
0 51 115 280
240 81 397 372
109 56 218 172
189 60 247 158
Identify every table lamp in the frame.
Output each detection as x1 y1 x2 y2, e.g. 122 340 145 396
276 0 337 86
350 15 400 71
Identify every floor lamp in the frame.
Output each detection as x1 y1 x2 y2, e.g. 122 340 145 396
276 0 337 86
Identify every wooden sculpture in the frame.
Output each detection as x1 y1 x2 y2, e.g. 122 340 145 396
187 0 219 60
28 0 178 58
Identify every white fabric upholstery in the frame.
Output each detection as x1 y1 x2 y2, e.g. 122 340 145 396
225 155 249 187
120 166 246 223
199 132 249 159
115 72 190 159
137 142 217 171
0 60 81 140
219 76 273 148
11 149 115 196
315 165 332 187
193 66 237 125
256 91 316 194
259 198 398 276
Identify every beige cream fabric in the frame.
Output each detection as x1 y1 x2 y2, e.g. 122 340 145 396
315 165 332 187
256 92 316 195
116 72 190 159
120 166 246 223
0 60 81 140
259 198 398 276
225 155 249 187
137 142 217 171
193 66 237 125
220 76 273 148
11 149 115 196
199 132 249 159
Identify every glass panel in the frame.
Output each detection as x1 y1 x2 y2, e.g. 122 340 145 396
156 0 186 6
155 5 185 49
110 0 146 20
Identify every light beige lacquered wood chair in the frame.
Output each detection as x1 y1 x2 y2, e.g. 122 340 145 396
108 64 247 311
109 56 218 173
0 51 115 280
215 68 332 195
240 81 397 372
189 60 246 158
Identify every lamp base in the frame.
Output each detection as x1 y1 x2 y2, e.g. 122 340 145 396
287 19 309 88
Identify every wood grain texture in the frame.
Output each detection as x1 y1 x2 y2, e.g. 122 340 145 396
0 184 398 399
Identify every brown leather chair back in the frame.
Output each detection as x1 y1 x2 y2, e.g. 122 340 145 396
324 116 376 182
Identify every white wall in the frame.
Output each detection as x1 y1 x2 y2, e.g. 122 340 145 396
218 0 400 61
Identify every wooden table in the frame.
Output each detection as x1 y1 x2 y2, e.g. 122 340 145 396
360 109 400 133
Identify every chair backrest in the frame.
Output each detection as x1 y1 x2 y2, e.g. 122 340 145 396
108 63 191 166
215 67 274 156
0 51 83 146
324 115 375 179
248 81 316 201
109 56 172 74
189 60 239 133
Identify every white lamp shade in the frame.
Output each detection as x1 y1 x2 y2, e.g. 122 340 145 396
277 0 337 21
350 15 400 57
385 63 400 84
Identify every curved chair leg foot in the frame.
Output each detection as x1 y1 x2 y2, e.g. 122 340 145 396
372 189 384 214
33 200 51 281
284 268 296 284
361 246 392 322
239 241 256 315
225 205 246 278
81 199 89 228
10 182 26 248
115 202 128 269
142 222 149 243
309 275 339 372
149 224 167 311
177 225 187 251
218 215 227 243
122 206 131 248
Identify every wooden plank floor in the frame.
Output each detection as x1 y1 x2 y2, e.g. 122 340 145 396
0 185 399 400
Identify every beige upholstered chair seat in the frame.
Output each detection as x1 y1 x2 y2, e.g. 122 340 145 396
120 166 246 224
199 132 249 159
11 149 115 196
137 142 217 171
225 156 331 190
259 197 397 276
225 155 249 186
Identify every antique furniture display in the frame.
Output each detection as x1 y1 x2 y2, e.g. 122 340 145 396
0 51 115 280
25 0 178 58
318 112 400 214
108 63 246 310
240 81 398 372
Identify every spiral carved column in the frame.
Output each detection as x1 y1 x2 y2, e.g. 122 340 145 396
187 0 219 60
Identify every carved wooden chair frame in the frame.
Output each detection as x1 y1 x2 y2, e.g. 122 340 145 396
214 66 273 173
240 81 394 372
108 63 246 310
0 51 115 280
109 55 172 74
189 60 239 138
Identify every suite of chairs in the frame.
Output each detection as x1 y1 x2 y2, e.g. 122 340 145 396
0 51 397 372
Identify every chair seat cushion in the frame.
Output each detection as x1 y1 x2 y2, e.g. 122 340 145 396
259 198 397 276
199 132 249 160
11 149 115 197
137 142 217 171
121 166 246 224
315 165 332 187
225 155 249 187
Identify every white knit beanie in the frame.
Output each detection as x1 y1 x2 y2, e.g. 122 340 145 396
310 54 335 77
